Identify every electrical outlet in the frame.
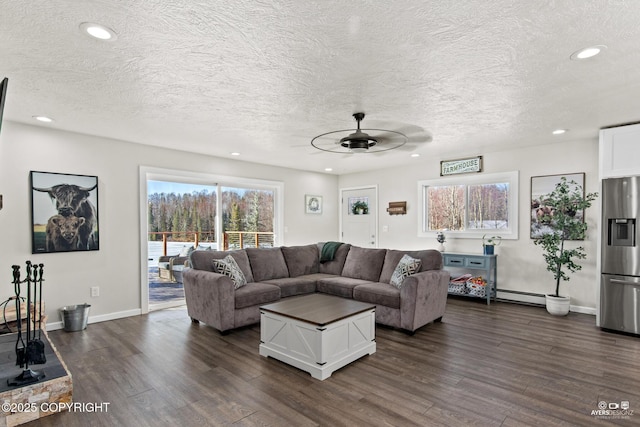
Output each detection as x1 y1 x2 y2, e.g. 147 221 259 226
90 286 100 297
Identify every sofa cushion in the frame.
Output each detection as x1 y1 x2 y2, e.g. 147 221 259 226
379 249 443 283
317 243 351 275
190 249 255 283
281 245 320 277
246 247 289 282
341 246 387 282
234 282 281 309
389 254 422 289
353 282 401 309
213 255 247 289
262 276 320 298
317 276 375 299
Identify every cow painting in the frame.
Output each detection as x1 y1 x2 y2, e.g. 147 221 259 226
31 171 99 253
46 215 86 251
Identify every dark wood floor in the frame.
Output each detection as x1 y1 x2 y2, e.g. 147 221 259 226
25 298 640 426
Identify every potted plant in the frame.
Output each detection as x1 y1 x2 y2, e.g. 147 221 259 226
482 234 501 255
352 201 368 215
533 177 598 316
436 231 446 252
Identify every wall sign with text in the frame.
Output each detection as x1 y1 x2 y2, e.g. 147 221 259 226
440 156 483 176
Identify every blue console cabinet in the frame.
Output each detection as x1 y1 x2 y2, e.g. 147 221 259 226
443 252 497 305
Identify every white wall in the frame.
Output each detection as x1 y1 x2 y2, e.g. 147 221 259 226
339 138 600 312
0 122 338 327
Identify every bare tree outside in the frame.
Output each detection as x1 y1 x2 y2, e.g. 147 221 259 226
427 182 509 231
427 185 464 230
468 183 509 229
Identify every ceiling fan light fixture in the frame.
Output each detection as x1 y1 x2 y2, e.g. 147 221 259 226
311 112 408 154
341 137 377 152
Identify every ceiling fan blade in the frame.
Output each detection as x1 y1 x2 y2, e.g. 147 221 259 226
406 130 432 144
367 130 406 143
309 113 431 155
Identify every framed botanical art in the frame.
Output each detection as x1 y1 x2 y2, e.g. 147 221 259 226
305 195 322 214
30 171 99 253
530 172 585 239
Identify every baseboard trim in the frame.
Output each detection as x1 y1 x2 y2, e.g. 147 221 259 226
496 289 546 306
45 308 142 331
496 289 595 316
568 305 596 315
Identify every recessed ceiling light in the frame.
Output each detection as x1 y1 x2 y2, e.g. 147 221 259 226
79 22 117 41
324 168 333 172
230 152 240 156
552 129 567 135
570 45 606 60
33 115 54 123
410 153 420 158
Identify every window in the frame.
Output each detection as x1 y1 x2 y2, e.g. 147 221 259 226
418 171 519 239
221 186 275 249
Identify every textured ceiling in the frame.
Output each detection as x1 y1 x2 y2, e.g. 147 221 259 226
2 1 640 174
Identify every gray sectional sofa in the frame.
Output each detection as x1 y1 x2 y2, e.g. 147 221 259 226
183 243 450 334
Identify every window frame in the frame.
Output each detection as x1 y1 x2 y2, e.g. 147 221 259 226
417 171 519 239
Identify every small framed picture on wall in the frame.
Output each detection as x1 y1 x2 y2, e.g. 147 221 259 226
305 194 322 214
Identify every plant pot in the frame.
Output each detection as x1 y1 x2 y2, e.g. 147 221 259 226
483 245 494 255
545 294 570 316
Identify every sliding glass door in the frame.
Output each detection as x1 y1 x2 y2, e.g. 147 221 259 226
221 186 275 249
140 166 284 313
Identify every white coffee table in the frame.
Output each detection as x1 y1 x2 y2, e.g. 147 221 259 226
259 293 376 380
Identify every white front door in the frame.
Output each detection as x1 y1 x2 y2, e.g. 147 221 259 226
341 187 377 247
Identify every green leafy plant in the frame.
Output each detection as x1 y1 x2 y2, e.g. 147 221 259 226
533 177 598 297
482 234 502 246
352 201 368 214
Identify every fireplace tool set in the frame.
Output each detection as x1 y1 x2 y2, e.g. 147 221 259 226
8 261 46 386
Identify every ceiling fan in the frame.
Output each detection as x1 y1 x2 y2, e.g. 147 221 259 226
311 112 426 154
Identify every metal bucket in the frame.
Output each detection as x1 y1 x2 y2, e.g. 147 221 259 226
60 304 91 332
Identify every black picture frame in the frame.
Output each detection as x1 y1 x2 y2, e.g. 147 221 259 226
530 172 585 239
0 77 8 135
30 171 99 253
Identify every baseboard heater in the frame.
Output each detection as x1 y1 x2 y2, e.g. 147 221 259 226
495 289 546 307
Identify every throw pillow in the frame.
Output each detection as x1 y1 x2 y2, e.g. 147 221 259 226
389 254 422 289
179 245 195 257
212 255 247 289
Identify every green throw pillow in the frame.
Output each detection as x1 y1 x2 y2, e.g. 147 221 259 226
390 254 421 289
212 255 247 289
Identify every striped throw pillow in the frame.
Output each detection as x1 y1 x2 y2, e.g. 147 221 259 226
212 255 247 289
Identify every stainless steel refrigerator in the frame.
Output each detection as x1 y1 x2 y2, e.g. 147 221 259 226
600 176 640 335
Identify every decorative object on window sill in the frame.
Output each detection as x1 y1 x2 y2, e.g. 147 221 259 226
440 155 483 176
436 231 446 252
387 201 406 215
482 234 501 255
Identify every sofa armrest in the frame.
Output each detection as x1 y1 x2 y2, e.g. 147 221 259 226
158 254 178 263
169 256 190 268
182 268 236 333
399 269 450 332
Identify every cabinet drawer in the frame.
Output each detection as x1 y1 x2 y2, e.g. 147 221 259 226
464 257 488 269
443 255 466 267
